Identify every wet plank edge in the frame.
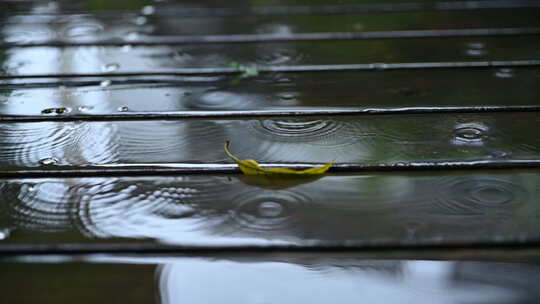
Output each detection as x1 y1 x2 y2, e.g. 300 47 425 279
1 241 540 257
1 60 539 80
2 160 540 178
2 0 539 18
4 27 539 48
2 107 540 122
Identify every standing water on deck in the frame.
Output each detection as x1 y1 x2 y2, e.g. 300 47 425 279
1 0 540 303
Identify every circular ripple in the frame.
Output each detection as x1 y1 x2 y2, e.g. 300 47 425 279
249 118 349 144
432 177 528 215
494 68 514 79
313 175 423 211
6 176 232 239
117 120 226 162
452 122 489 146
0 122 119 166
9 181 76 232
185 90 257 110
244 118 384 162
229 190 311 233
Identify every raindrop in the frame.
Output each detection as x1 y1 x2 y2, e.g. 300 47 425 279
77 105 94 112
121 44 132 52
141 5 155 15
456 128 482 140
465 42 486 57
100 80 112 87
258 201 284 218
134 16 147 25
103 63 119 72
278 92 296 100
453 122 488 145
118 106 129 112
39 157 59 166
494 68 514 78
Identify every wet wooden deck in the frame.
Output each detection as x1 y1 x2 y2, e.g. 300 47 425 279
0 0 540 303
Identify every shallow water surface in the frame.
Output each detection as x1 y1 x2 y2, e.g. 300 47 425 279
1 171 539 247
0 0 539 302
0 113 539 167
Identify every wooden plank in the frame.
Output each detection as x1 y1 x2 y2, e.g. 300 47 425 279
1 170 539 248
0 113 538 167
3 7 540 37
1 35 538 77
2 0 539 16
1 68 539 116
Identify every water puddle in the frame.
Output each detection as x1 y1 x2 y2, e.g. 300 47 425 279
0 113 538 166
0 171 539 246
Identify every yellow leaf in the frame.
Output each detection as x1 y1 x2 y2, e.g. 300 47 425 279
224 141 333 176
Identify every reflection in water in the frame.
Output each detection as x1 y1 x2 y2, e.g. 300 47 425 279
452 122 489 146
0 122 120 166
158 258 537 304
1 172 539 246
